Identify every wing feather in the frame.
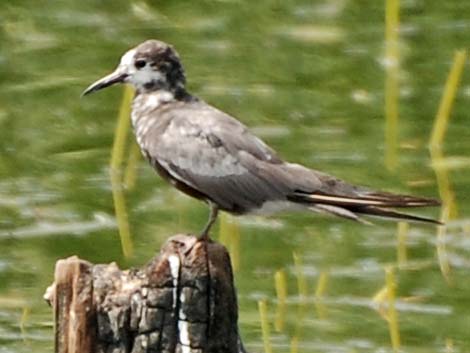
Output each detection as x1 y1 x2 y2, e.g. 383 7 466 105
143 101 287 213
139 99 440 223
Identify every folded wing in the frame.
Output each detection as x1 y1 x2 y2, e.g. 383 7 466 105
143 100 440 223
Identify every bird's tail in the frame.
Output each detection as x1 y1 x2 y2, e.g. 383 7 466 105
288 190 442 225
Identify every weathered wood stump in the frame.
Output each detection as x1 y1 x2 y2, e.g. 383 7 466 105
44 234 247 353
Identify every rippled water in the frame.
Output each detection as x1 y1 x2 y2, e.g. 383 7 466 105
1 1 470 352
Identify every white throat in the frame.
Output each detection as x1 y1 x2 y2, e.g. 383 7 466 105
131 91 175 146
143 91 174 108
132 90 174 120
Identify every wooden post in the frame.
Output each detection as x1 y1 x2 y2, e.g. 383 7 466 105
44 235 247 353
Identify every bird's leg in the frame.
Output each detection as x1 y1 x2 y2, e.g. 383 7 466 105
199 203 219 241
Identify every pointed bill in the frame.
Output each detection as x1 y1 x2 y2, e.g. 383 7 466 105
82 69 128 97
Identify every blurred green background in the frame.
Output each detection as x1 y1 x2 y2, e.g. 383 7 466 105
1 0 470 352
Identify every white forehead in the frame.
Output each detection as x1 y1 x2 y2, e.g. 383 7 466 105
120 49 136 66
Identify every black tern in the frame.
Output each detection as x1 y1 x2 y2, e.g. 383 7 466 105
83 40 440 239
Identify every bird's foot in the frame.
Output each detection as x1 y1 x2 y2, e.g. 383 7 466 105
197 203 218 242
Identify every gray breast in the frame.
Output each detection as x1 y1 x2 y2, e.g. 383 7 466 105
131 92 175 150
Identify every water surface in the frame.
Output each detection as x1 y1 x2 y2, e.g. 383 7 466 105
1 1 470 352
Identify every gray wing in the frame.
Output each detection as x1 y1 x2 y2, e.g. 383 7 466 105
141 100 440 222
142 101 319 213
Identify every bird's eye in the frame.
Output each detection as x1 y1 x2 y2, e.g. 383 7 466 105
135 59 146 69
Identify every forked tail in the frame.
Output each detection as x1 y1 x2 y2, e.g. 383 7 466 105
288 190 442 224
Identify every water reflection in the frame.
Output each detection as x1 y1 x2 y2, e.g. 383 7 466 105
1 0 470 352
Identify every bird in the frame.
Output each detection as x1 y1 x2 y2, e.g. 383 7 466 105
83 39 441 239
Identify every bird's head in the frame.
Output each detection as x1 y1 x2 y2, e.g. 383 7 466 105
82 40 186 96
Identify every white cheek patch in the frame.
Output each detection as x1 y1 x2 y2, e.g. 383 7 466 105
118 48 167 89
131 68 165 87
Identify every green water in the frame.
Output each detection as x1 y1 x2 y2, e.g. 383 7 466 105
1 1 470 352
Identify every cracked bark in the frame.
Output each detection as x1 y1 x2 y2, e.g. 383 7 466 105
44 234 247 353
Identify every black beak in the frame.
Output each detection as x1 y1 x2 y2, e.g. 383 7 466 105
82 69 128 97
